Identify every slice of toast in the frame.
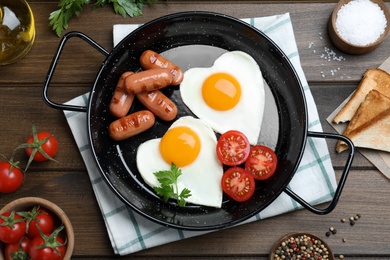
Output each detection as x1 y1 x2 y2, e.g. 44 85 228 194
333 68 390 124
337 90 390 152
343 109 390 153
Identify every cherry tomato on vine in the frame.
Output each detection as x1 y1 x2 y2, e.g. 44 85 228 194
4 236 31 260
28 225 67 260
16 124 59 172
221 167 255 202
245 145 278 180
19 206 55 238
0 161 24 193
0 211 26 244
25 131 58 162
216 130 250 166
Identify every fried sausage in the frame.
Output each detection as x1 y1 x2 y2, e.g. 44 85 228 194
109 71 135 118
136 90 178 121
109 110 155 141
140 50 184 85
125 68 172 94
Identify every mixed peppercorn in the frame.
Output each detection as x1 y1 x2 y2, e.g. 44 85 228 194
272 213 362 260
272 234 332 260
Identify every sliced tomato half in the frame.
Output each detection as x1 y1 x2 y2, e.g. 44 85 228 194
221 167 255 202
216 130 250 166
245 145 278 180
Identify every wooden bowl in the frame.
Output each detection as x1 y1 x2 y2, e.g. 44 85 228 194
328 0 390 54
269 232 335 260
0 197 74 260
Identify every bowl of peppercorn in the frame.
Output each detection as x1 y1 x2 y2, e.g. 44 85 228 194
269 232 335 260
328 0 390 54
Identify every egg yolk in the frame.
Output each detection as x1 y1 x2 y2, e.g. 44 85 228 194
159 126 201 167
202 72 241 111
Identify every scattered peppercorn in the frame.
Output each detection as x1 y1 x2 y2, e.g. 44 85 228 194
339 254 345 259
341 218 346 223
326 231 331 237
350 220 355 226
342 238 347 243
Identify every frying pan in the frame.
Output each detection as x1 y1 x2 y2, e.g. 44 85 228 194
43 12 354 231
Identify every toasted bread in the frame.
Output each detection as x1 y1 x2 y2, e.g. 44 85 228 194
337 90 390 152
333 68 390 124
342 109 390 153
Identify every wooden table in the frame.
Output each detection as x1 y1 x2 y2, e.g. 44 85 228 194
1 1 389 259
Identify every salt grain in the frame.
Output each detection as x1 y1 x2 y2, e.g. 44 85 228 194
336 0 387 46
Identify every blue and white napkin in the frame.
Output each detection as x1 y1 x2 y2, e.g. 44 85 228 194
64 13 336 255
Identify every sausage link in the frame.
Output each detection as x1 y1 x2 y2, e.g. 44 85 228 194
125 68 172 94
109 71 135 118
136 90 178 121
109 110 155 141
140 50 184 85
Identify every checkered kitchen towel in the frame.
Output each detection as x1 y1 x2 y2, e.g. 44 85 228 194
64 13 336 255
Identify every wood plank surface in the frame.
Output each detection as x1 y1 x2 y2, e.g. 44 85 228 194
1 2 389 84
1 1 389 259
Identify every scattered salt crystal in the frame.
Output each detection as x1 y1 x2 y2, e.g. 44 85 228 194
336 0 387 46
308 35 346 78
320 47 346 62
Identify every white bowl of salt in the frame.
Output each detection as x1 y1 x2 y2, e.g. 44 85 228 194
328 0 390 54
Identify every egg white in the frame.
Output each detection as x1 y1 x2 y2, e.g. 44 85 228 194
136 116 223 208
180 51 265 145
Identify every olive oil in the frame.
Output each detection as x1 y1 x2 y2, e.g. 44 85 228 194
0 0 35 65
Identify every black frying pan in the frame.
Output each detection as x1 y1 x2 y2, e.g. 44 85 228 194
43 12 354 231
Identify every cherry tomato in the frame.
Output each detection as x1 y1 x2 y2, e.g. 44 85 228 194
221 167 255 202
216 130 250 166
0 161 24 193
0 211 27 244
5 236 31 260
245 145 278 180
28 225 66 260
25 131 58 162
20 206 55 238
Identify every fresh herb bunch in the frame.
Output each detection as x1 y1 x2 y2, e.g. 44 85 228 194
153 163 192 207
49 0 157 37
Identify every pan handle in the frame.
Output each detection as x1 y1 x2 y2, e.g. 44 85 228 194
284 131 355 215
42 31 110 112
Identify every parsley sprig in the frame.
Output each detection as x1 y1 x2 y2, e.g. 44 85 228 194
153 163 192 207
49 0 157 37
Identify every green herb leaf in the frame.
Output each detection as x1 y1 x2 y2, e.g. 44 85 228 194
178 188 191 207
153 163 192 207
112 0 141 17
49 0 90 37
93 0 107 8
49 0 157 37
